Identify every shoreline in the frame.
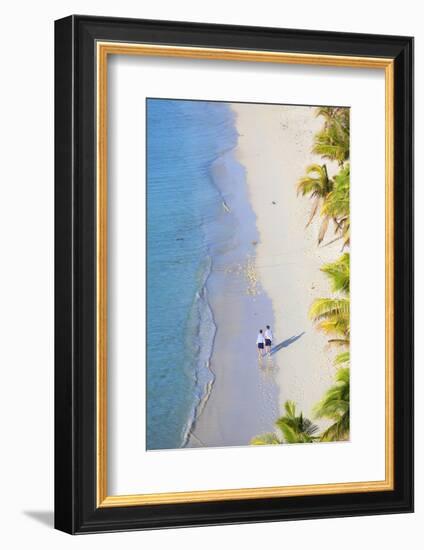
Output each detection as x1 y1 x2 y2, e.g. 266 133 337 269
187 123 279 448
181 256 217 448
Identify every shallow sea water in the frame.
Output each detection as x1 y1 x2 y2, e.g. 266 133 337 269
146 99 238 450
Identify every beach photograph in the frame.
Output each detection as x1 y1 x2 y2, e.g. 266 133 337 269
146 98 350 451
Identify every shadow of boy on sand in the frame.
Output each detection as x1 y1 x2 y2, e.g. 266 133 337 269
270 332 305 356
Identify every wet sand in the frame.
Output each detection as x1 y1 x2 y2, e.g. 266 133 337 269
188 145 279 448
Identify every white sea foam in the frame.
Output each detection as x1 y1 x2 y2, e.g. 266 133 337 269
182 256 217 447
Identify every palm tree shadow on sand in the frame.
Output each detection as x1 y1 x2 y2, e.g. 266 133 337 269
270 332 305 356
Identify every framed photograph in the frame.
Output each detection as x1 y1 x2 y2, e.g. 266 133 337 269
54 15 414 534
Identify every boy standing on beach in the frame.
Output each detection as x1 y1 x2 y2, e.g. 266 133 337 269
265 325 273 355
256 329 265 359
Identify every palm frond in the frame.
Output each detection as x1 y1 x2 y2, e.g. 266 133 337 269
309 298 350 322
317 215 330 245
334 351 350 366
321 164 350 225
314 368 350 442
276 401 319 444
327 338 350 346
313 107 350 163
305 196 320 228
321 253 350 294
319 414 350 442
250 433 281 445
297 164 332 198
310 296 350 344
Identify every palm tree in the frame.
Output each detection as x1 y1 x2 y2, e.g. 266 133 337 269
250 401 319 445
315 107 350 132
277 401 319 443
250 433 281 445
310 253 350 346
313 107 350 165
314 368 350 441
321 164 350 248
320 253 350 294
309 297 350 346
334 350 350 366
297 163 333 243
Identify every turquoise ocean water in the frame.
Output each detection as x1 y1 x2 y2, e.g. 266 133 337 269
146 99 238 450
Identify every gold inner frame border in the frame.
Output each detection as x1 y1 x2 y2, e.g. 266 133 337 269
96 42 394 508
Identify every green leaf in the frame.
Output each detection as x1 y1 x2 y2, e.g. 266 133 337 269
250 433 281 445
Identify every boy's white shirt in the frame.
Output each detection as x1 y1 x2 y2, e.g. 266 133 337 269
265 329 273 340
256 333 265 344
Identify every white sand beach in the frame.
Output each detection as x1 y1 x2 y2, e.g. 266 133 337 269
232 103 341 427
189 102 342 448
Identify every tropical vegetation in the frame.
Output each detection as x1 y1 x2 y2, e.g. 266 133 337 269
314 367 350 441
309 252 350 350
251 401 319 445
297 106 350 248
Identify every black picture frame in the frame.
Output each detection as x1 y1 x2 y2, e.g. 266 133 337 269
55 15 414 534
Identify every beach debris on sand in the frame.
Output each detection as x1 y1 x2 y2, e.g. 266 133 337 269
222 200 231 213
245 255 260 296
222 255 260 297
